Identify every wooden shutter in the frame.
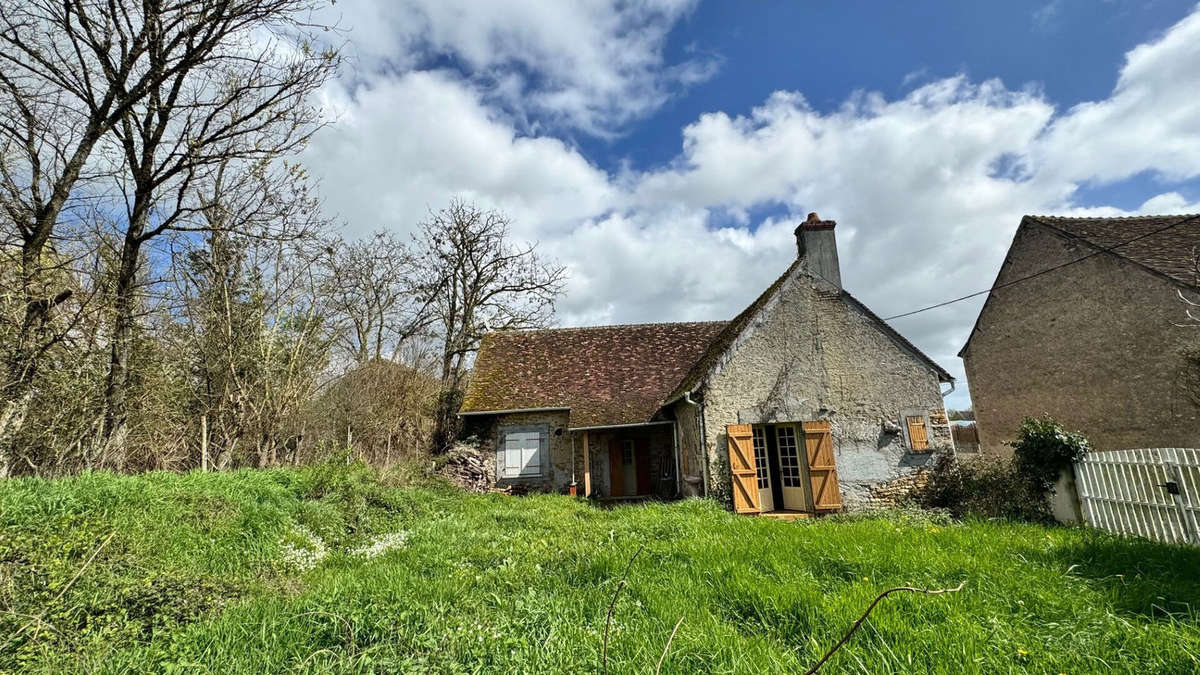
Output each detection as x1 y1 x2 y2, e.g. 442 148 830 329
906 416 929 451
725 424 761 514
802 421 842 511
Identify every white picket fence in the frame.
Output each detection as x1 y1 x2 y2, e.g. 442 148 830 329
1073 448 1200 546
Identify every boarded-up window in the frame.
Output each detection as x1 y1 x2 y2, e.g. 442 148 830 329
905 416 929 451
499 426 546 478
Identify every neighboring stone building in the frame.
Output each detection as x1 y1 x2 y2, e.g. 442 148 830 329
960 214 1200 455
460 213 955 514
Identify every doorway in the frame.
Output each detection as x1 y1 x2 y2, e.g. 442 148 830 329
608 437 651 497
750 423 811 512
772 423 812 512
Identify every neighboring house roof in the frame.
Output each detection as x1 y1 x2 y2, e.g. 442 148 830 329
460 321 727 428
1032 214 1200 288
959 214 1200 357
667 260 953 401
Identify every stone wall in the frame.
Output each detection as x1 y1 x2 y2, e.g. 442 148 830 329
700 265 951 510
468 411 676 497
474 410 575 492
962 222 1200 454
864 470 929 509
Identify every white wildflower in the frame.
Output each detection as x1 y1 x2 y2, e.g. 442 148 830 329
351 530 410 559
279 524 327 572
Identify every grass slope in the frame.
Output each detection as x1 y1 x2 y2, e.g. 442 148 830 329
2 462 1198 673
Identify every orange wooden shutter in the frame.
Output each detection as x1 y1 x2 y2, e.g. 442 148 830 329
906 416 929 451
802 421 842 511
725 424 761 514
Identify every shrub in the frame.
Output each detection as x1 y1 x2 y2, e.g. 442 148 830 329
1008 416 1090 495
917 452 1051 522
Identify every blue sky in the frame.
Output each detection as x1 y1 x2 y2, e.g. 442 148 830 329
598 0 1197 175
304 1 1200 409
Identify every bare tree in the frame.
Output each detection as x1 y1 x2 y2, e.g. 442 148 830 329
414 199 567 388
412 199 566 451
93 1 338 453
321 231 436 367
0 0 333 469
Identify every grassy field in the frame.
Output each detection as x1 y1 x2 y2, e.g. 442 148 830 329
2 461 1199 673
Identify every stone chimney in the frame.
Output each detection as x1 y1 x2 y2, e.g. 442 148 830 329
795 212 841 289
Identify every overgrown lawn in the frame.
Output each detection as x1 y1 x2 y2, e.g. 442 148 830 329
2 463 1198 673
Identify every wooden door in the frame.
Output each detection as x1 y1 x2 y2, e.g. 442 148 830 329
775 424 809 511
803 421 842 511
752 426 774 512
725 424 760 514
608 439 624 498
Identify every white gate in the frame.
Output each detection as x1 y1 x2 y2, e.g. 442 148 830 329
1073 448 1200 546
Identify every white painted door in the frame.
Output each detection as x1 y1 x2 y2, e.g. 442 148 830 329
752 427 774 512
775 424 810 511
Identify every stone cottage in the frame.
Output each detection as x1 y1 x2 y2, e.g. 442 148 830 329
460 213 955 514
960 214 1200 454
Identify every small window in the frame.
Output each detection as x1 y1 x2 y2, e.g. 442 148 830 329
621 439 635 466
905 415 929 451
499 426 546 478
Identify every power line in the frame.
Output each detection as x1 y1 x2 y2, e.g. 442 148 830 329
882 213 1200 321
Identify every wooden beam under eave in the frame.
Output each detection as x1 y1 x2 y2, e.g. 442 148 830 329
582 431 592 497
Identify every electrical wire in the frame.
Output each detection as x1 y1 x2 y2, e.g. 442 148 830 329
882 214 1200 321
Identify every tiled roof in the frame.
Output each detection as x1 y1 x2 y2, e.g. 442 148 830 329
1030 214 1200 288
460 321 727 428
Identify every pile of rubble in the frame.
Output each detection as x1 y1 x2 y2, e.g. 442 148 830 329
437 442 492 493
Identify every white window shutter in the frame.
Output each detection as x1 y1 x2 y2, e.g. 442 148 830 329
504 433 524 477
498 427 547 479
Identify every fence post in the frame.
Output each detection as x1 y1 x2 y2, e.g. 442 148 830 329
1164 448 1200 545
200 414 209 472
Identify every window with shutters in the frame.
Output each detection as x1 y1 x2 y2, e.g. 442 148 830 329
498 425 548 478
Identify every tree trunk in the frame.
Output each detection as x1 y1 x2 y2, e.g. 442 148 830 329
0 388 34 478
102 228 144 457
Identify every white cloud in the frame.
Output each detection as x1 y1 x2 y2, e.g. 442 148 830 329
306 71 615 240
1039 8 1200 184
323 0 713 135
303 5 1200 410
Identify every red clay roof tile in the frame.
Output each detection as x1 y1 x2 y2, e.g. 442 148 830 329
461 321 727 428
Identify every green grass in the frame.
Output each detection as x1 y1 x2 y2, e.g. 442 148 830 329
2 462 1198 673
